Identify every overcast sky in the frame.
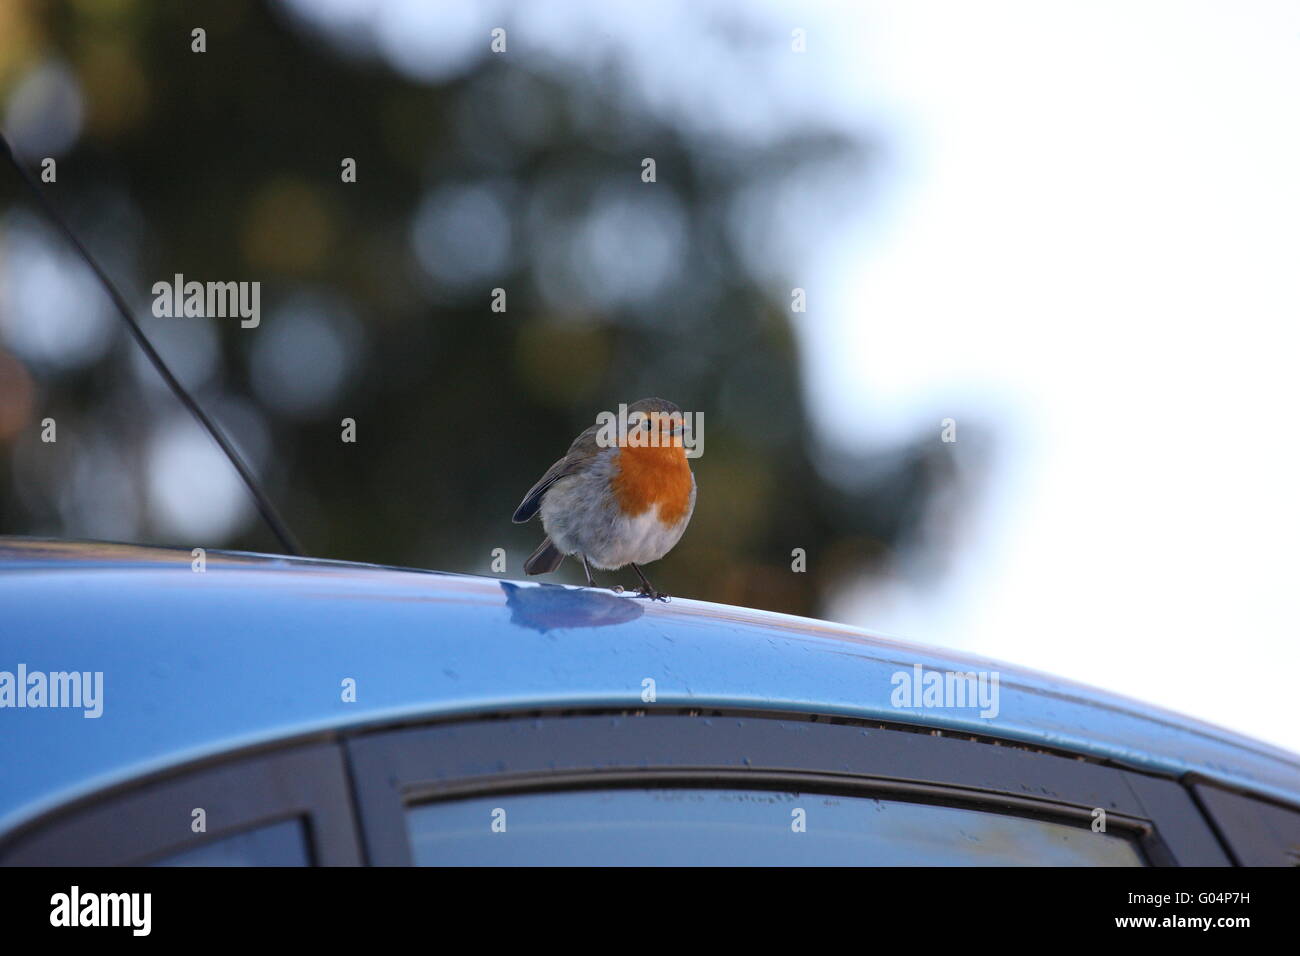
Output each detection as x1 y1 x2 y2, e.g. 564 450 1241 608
797 0 1300 751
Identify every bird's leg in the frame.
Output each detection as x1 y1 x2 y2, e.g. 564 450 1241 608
582 554 623 593
630 563 668 601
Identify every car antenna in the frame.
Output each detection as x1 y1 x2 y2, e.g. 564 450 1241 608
0 132 303 556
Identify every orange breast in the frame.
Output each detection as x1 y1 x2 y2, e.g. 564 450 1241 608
612 444 693 525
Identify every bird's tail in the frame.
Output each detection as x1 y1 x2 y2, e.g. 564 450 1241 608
523 537 565 575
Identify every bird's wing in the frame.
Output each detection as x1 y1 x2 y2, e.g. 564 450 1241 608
511 423 603 523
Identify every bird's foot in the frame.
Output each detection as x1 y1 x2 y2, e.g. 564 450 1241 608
627 564 668 601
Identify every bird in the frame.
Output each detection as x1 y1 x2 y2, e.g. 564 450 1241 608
512 398 695 600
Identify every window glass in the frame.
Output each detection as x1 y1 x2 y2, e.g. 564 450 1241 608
151 817 310 867
406 788 1145 866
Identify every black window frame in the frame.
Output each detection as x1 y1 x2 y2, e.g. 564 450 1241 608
0 742 361 866
1189 778 1300 867
2 709 1272 867
346 711 1233 866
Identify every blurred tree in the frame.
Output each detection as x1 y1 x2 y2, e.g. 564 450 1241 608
0 0 986 617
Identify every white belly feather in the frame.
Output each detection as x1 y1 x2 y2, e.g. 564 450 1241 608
591 504 688 569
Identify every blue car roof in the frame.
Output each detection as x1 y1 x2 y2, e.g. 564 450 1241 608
1 537 1298 836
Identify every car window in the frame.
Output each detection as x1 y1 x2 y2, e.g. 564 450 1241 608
0 744 362 867
405 788 1146 866
149 817 312 867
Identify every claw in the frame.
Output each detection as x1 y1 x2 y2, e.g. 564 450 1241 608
628 563 668 602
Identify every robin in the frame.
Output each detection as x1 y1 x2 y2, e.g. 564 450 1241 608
512 398 695 600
